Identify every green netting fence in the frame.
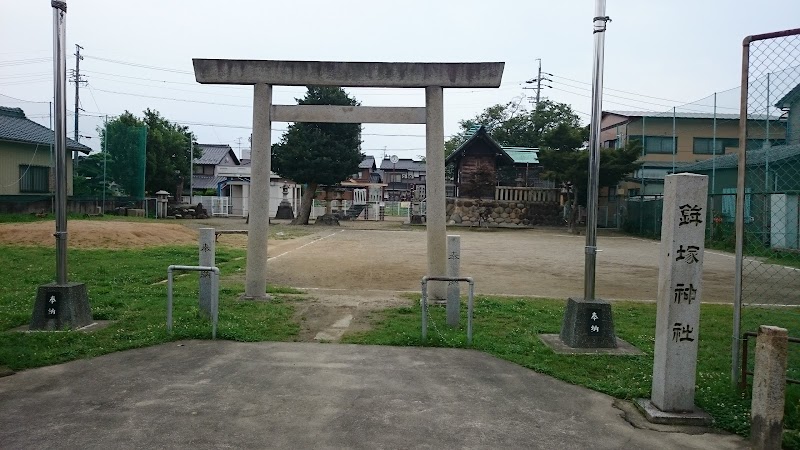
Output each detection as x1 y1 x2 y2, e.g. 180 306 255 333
103 121 147 201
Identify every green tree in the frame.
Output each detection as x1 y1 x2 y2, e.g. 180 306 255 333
444 99 587 159
538 142 642 232
101 110 196 199
73 152 107 197
271 87 363 225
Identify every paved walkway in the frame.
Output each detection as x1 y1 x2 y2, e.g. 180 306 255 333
0 341 746 449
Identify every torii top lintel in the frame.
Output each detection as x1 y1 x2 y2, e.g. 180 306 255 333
192 59 504 88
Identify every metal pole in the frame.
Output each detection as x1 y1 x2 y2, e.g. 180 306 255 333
73 43 82 166
167 268 173 332
672 107 676 173
189 139 194 205
102 116 107 214
583 0 609 301
733 36 752 386
52 1 68 285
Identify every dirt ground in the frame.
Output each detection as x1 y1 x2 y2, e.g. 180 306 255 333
6 217 795 342
0 220 198 249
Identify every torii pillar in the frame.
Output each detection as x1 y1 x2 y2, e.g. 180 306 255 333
192 60 504 299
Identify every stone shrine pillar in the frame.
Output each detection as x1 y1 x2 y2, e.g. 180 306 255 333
638 173 711 424
426 86 447 300
244 84 272 299
447 235 461 327
199 228 215 317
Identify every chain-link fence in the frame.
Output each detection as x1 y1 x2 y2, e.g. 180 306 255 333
732 29 800 384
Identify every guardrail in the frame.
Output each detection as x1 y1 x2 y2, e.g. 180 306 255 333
167 265 219 339
421 276 475 345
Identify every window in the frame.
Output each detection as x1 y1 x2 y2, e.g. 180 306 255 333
693 138 738 154
604 139 618 148
19 165 49 193
630 136 676 154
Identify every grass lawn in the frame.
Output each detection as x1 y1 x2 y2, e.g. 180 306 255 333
342 295 800 446
0 243 302 371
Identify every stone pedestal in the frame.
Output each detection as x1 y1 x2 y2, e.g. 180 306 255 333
559 297 617 348
644 173 709 424
275 200 294 220
199 228 215 317
751 325 788 450
446 235 460 327
30 282 91 330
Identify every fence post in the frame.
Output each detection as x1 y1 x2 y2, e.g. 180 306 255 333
446 235 461 327
750 325 788 450
199 228 215 317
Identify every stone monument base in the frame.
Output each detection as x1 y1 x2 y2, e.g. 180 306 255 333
559 297 617 348
275 201 294 220
30 282 92 330
635 398 712 426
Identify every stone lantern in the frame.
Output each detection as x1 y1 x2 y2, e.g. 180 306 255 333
155 190 170 218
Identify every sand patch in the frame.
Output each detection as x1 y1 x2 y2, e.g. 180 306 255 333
0 221 199 249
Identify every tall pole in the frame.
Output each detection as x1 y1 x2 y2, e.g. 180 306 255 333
52 0 68 285
72 43 83 166
535 58 543 105
672 107 677 173
189 139 194 205
583 0 609 301
102 116 107 214
712 93 717 196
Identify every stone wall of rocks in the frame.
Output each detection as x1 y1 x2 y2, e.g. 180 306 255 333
446 198 561 228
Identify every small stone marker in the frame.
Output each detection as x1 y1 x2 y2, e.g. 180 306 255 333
447 235 460 327
751 325 788 450
199 228 215 317
645 173 710 422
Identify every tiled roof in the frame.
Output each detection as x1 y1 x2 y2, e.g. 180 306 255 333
359 155 375 169
194 143 239 165
380 158 426 171
679 144 800 172
192 175 228 190
0 106 91 153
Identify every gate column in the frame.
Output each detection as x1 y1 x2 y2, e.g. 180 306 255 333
426 86 447 300
245 83 272 299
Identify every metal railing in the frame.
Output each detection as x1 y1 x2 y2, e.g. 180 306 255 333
739 330 800 390
166 265 219 339
421 276 475 345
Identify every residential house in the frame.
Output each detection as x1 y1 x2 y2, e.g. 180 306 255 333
0 106 90 197
380 157 426 201
192 143 240 197
601 110 786 197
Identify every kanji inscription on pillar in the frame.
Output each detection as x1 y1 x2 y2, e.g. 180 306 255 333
651 173 708 413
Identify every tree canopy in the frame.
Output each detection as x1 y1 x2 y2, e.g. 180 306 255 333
444 99 588 156
271 86 363 224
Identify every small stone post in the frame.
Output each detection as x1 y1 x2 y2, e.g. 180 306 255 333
199 228 215 317
647 173 709 419
751 325 788 450
447 235 461 327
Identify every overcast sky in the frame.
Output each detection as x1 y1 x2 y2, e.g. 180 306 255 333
2 0 799 161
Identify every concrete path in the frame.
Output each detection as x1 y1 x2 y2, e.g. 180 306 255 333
0 341 745 449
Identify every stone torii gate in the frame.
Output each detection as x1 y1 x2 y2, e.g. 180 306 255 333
192 60 504 299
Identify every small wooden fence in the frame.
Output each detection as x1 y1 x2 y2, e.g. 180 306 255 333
495 186 559 203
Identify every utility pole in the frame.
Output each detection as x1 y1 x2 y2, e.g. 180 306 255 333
69 44 85 165
524 59 552 109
